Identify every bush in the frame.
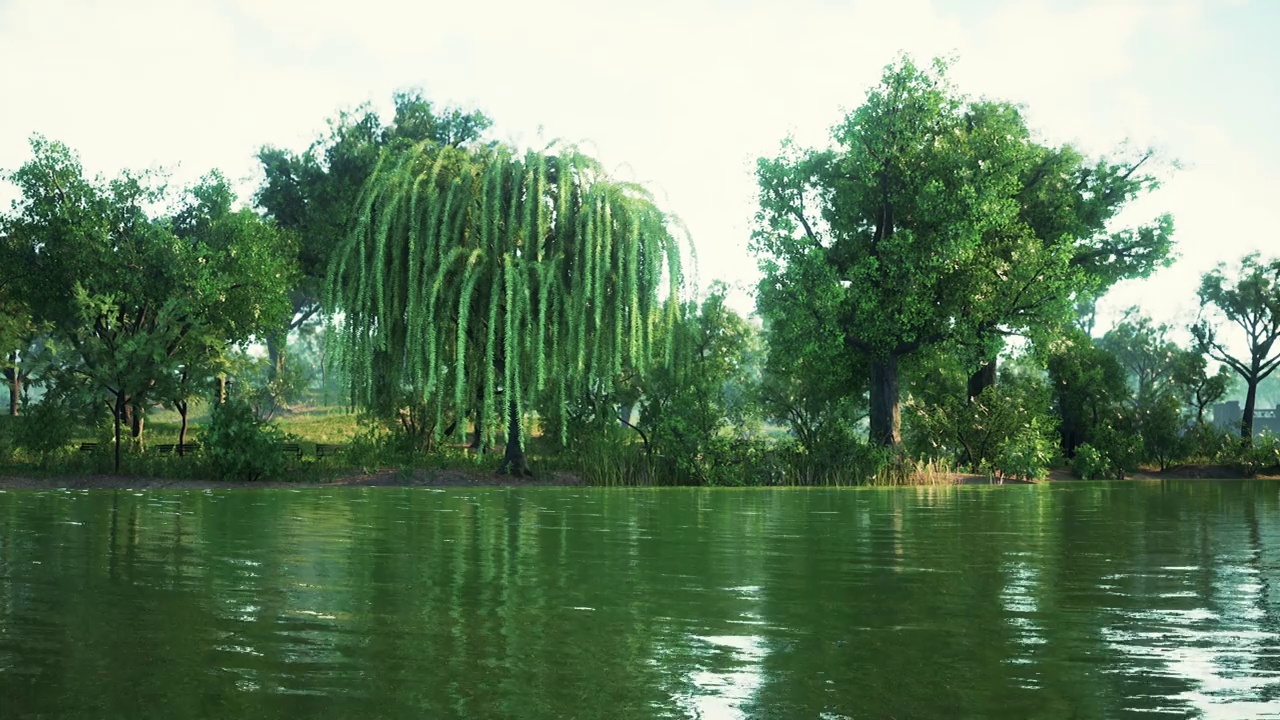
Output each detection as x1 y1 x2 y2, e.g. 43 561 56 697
905 376 1056 477
1071 443 1110 481
993 416 1056 481
201 399 286 481
1092 422 1143 479
1137 395 1190 471
12 397 80 459
1183 422 1236 463
1235 432 1280 477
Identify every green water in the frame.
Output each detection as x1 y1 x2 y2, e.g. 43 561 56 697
0 483 1278 719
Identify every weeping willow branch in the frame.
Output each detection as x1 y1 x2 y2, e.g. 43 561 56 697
327 141 685 458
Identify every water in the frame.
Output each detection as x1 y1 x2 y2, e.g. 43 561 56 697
0 482 1278 719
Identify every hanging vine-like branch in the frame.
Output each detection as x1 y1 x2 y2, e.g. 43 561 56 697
326 141 684 468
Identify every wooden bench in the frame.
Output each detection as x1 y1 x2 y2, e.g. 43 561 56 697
78 442 100 453
282 443 302 460
315 443 345 459
156 443 202 455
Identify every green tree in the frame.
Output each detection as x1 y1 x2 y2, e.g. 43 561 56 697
1099 310 1185 410
256 90 491 381
1173 354 1232 425
327 139 684 475
0 291 42 416
1045 330 1128 457
635 287 755 483
3 138 293 470
964 144 1173 399
753 57 1172 447
1192 253 1280 440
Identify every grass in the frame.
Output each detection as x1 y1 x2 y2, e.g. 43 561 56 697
0 407 969 487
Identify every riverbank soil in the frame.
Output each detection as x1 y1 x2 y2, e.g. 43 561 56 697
0 464 1271 490
0 468 585 490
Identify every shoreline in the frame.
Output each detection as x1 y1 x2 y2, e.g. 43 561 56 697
0 464 1267 491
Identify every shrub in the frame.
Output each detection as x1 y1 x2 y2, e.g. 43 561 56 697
1137 395 1190 471
1092 422 1143 479
1235 432 1280 477
1183 422 1236 463
201 399 286 481
12 397 79 459
905 376 1056 477
992 417 1056 481
1071 443 1110 480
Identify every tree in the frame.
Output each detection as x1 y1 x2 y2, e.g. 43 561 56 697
754 58 1175 450
963 142 1173 399
755 259 867 454
1192 253 1280 441
634 287 756 483
0 293 42 416
165 172 297 449
3 138 293 470
327 139 684 475
1099 309 1185 411
256 90 491 381
1045 330 1128 457
1173 354 1232 425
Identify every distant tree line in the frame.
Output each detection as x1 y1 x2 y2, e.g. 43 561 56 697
1 62 1277 482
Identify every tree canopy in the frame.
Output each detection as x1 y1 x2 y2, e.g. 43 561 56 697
1 137 294 468
1193 253 1280 440
752 56 1173 447
326 138 684 473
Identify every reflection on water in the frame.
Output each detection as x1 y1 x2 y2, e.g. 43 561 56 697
0 482 1278 718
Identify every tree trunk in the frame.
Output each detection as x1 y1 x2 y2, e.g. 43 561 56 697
113 394 124 473
130 404 144 441
267 331 287 381
497 400 532 476
869 355 902 447
178 401 189 455
215 375 227 404
967 359 997 401
469 386 486 451
1242 376 1259 442
6 355 19 416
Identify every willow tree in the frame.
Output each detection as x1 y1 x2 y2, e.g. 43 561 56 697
327 141 683 475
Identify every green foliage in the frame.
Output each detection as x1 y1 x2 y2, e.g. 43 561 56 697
994 417 1057 482
11 398 79 459
633 289 755 484
905 361 1056 479
1045 330 1128 457
1183 422 1235 462
327 137 684 466
1092 422 1143 479
1071 444 1109 481
752 55 1172 447
201 399 286 481
2 138 295 470
1136 393 1189 471
1233 432 1280 477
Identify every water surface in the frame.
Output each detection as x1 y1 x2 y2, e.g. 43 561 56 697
1 482 1278 718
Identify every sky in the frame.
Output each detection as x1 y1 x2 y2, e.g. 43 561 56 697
1 0 1277 332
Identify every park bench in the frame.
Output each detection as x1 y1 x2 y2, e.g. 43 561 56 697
282 442 302 460
156 443 202 455
78 442 100 453
315 443 345 459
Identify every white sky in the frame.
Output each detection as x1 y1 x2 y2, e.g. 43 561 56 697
2 0 1277 333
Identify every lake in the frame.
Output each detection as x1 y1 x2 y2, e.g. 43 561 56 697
1 482 1278 719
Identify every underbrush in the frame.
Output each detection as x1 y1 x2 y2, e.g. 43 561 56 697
2 409 977 487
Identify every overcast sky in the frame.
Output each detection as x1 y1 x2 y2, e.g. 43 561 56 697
2 0 1276 330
